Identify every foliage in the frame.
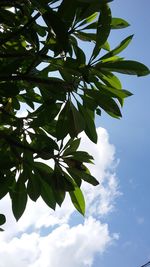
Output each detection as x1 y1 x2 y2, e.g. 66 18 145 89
0 0 149 228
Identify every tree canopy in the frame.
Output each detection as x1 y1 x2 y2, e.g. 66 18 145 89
0 0 149 230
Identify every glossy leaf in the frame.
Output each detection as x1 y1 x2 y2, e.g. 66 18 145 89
94 69 122 89
111 17 130 29
95 60 150 76
69 186 85 215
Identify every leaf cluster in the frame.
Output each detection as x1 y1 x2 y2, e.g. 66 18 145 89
0 0 149 228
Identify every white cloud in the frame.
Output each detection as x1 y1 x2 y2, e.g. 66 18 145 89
0 217 116 267
79 128 120 217
0 127 120 267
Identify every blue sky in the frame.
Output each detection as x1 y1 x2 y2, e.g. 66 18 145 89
97 1 150 267
0 1 150 267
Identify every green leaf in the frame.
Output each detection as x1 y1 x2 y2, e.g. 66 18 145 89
27 173 41 202
111 17 130 29
93 69 122 89
31 131 58 159
69 101 85 137
91 3 111 59
78 102 97 143
34 162 53 175
73 45 86 65
86 89 122 117
69 186 85 215
68 167 99 186
77 12 98 28
40 179 56 210
10 177 27 221
78 0 106 19
80 21 98 30
96 60 150 76
94 82 132 99
42 8 69 54
58 0 77 30
100 35 134 60
75 32 96 42
30 103 61 128
63 138 81 155
101 41 110 51
0 214 6 226
66 151 93 163
67 168 82 187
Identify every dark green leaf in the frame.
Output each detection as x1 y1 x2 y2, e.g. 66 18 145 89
58 0 77 30
96 60 150 76
40 179 56 210
10 177 27 221
27 173 41 202
0 214 6 226
66 151 93 163
86 89 122 117
91 3 111 59
78 102 97 143
74 32 96 42
42 8 69 54
69 101 85 137
94 82 132 99
34 162 53 175
0 172 14 200
67 168 99 186
63 138 81 155
73 45 86 65
67 168 82 187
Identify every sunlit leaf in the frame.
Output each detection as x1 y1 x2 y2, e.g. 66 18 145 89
111 17 130 29
100 35 134 60
69 186 85 215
